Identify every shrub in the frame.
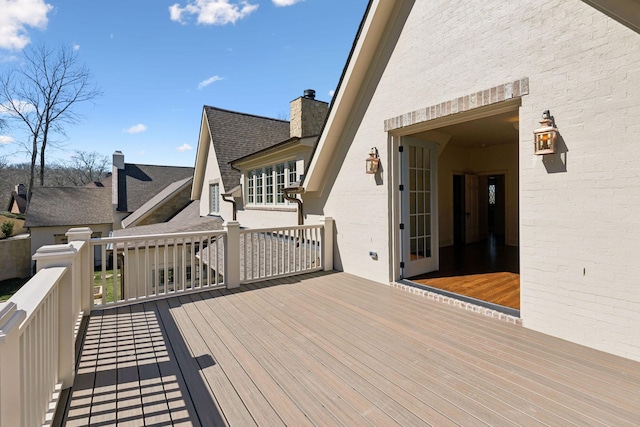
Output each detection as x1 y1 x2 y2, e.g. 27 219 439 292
1 221 14 238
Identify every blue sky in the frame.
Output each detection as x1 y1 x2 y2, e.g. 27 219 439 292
0 0 369 167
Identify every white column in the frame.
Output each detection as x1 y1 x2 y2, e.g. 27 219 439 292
66 227 94 314
0 302 27 427
225 221 241 289
320 217 334 271
33 244 78 389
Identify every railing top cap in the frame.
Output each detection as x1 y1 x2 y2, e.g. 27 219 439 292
33 243 77 258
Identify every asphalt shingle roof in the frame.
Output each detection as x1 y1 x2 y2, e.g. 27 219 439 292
204 106 290 191
112 201 224 237
117 164 194 213
25 187 112 228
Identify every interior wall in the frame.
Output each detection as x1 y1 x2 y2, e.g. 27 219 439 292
438 142 519 246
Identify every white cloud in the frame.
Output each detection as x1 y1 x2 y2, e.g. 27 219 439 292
272 0 303 6
123 124 147 134
0 0 53 50
137 150 146 155
0 99 36 115
176 143 193 152
72 43 80 51
329 89 335 97
169 0 258 25
198 75 223 90
0 135 14 144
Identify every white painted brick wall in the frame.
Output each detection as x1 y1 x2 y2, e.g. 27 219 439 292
306 0 640 360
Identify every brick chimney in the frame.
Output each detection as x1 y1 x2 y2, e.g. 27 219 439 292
289 89 328 138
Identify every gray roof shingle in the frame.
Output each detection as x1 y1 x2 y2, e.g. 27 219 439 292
117 164 194 213
112 201 223 237
204 106 290 191
25 187 112 228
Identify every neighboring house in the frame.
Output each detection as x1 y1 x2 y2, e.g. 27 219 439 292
191 90 328 228
6 184 27 214
293 0 640 361
25 151 195 261
24 187 113 266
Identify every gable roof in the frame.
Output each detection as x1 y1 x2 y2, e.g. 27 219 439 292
117 163 194 213
24 187 112 228
7 191 27 214
302 0 385 192
192 106 290 198
121 177 192 228
112 201 224 237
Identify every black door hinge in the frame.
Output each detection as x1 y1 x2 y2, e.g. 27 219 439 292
400 261 405 268
399 223 404 230
399 146 404 152
399 184 404 191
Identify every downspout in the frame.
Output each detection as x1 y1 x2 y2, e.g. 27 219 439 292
221 193 237 221
283 186 305 225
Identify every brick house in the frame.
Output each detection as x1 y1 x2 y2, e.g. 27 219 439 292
293 0 640 361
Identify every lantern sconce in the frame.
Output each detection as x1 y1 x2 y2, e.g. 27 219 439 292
366 147 380 174
533 110 558 155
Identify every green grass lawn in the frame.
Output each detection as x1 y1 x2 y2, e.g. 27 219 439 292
93 269 122 303
0 277 31 302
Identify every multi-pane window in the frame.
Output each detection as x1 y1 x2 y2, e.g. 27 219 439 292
265 166 274 204
209 183 220 214
288 160 297 185
276 163 285 203
256 168 263 204
247 161 298 206
248 170 255 203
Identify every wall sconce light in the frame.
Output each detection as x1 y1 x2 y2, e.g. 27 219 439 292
533 110 558 155
366 147 380 174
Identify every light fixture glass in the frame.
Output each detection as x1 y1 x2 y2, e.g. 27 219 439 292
533 110 558 155
365 148 380 174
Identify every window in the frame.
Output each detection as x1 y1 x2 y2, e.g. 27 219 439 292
288 160 297 185
276 163 285 203
265 166 274 204
248 170 255 204
256 168 263 204
247 160 298 206
209 183 220 214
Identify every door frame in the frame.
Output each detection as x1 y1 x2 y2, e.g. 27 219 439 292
389 135 439 280
387 98 521 282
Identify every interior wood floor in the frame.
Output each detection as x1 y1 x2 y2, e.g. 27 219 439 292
63 271 640 426
410 235 520 310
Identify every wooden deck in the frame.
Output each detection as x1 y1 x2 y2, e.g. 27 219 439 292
63 271 640 426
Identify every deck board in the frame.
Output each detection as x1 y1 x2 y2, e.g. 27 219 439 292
64 271 640 426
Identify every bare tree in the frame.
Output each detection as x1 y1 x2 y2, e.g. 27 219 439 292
0 43 101 207
52 150 110 186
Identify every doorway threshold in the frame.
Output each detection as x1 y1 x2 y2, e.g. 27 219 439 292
399 278 520 318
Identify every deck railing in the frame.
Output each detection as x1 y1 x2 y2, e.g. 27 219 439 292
0 229 91 427
239 224 324 283
0 218 333 425
90 230 227 308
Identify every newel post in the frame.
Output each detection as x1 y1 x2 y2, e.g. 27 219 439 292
0 302 27 427
33 244 78 389
66 227 94 314
225 221 241 289
320 217 334 271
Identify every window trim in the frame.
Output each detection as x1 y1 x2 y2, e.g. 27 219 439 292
245 160 299 207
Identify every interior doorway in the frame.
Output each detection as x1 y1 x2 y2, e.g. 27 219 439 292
454 174 506 245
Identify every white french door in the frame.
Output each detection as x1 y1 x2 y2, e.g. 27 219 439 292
400 137 438 278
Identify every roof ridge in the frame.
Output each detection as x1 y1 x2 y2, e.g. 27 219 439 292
124 163 194 169
203 105 289 124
